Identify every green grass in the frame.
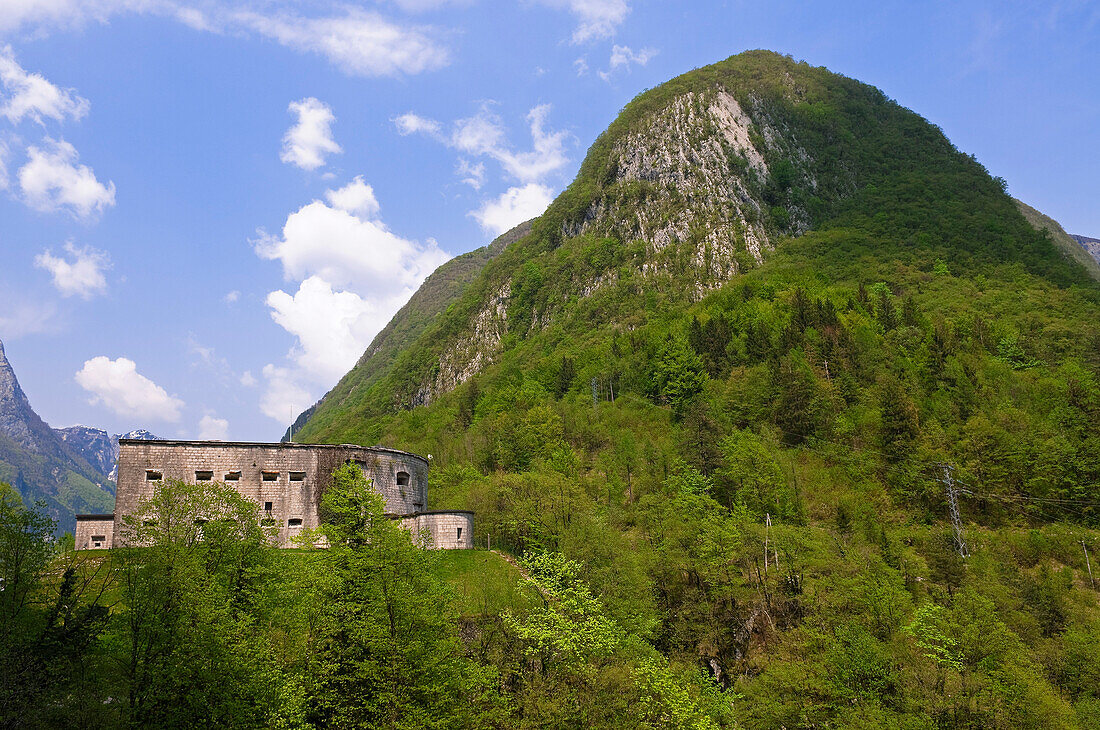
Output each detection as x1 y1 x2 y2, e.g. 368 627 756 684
432 549 540 616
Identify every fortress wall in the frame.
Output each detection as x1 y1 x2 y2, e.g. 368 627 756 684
74 514 114 550
113 440 429 548
402 511 474 550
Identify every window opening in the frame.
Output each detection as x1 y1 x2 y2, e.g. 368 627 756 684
145 470 162 481
457 527 462 540
289 471 306 482
195 470 213 481
262 471 279 482
264 501 273 512
396 471 411 486
287 518 303 527
225 471 241 481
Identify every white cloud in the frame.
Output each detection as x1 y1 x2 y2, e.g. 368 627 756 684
198 414 229 440
34 241 110 298
574 57 589 75
265 276 384 384
0 45 89 124
0 137 8 191
253 198 448 295
325 175 379 217
456 158 485 189
18 138 115 219
599 43 656 81
224 290 240 303
0 4 451 78
388 0 471 11
255 179 451 423
394 111 443 137
470 183 553 236
239 370 257 387
259 363 314 425
234 9 450 77
534 0 630 43
280 97 340 171
75 355 184 422
400 103 568 185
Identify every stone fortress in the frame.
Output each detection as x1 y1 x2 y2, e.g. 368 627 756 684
74 439 473 550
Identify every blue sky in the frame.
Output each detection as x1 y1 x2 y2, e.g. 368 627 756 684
0 0 1097 442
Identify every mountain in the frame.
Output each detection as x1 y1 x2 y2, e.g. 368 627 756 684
1015 200 1100 281
1073 233 1100 265
54 426 159 482
293 50 1099 445
274 51 1100 725
0 339 114 531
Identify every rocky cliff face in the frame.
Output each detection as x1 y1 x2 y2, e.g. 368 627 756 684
1073 234 1100 266
0 339 115 531
54 426 159 481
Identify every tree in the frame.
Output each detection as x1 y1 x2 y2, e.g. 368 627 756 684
652 338 708 419
306 463 486 729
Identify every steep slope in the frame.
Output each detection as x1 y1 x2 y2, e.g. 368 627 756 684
283 219 532 441
1016 199 1100 280
1074 233 1100 265
0 340 114 531
297 50 1097 444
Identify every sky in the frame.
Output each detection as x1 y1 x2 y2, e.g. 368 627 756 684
0 0 1097 443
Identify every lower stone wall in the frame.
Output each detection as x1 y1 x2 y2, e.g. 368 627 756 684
74 514 115 550
399 511 474 549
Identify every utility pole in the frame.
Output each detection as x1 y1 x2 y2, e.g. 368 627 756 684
1083 540 1096 590
940 463 969 558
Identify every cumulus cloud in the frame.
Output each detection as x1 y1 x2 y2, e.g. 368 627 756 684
0 45 89 124
34 241 110 298
224 290 240 303
239 370 257 387
456 158 485 189
18 138 115 219
470 183 553 236
254 198 448 295
198 414 229 440
599 44 656 81
265 276 384 383
75 356 184 421
534 0 629 43
233 9 450 77
281 97 341 171
324 175 379 217
255 178 451 423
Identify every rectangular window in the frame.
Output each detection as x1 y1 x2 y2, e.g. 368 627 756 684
264 501 273 512
289 471 306 482
224 471 241 481
261 471 279 482
145 470 162 481
287 518 303 527
195 470 213 481
456 527 462 540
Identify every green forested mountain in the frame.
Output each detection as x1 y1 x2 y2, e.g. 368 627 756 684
283 50 1100 727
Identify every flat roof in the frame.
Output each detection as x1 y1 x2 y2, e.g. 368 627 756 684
75 513 115 520
117 439 428 463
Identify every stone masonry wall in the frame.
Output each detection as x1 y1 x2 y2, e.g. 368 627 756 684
113 440 429 548
400 511 474 550
74 514 114 550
